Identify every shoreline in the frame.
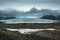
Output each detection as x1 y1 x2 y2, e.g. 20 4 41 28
0 23 60 29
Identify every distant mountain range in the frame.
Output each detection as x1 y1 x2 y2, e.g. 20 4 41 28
0 7 60 20
28 7 58 14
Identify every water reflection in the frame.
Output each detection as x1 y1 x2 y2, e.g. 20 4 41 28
0 17 54 24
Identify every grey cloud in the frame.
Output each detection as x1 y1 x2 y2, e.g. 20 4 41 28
0 0 60 5
0 8 60 17
0 0 60 10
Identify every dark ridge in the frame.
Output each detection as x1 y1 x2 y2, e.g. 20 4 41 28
0 16 16 20
41 15 59 20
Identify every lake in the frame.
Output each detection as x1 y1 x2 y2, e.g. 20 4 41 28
0 17 55 24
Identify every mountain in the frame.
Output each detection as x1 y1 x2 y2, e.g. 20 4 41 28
0 8 60 18
41 15 59 20
0 16 16 20
28 8 53 13
27 7 40 13
27 8 59 16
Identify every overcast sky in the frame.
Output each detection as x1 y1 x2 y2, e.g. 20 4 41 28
0 0 60 11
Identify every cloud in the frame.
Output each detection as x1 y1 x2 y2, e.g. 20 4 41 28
0 0 60 10
0 0 60 5
0 8 60 17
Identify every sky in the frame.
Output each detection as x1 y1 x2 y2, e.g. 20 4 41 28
0 0 60 11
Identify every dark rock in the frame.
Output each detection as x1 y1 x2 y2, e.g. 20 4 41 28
0 16 16 20
41 15 58 20
0 22 4 24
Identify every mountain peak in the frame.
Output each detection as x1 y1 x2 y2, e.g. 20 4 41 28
31 7 38 10
29 7 40 13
